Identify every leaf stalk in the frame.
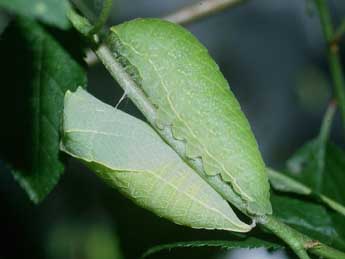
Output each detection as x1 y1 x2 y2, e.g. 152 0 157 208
314 0 345 136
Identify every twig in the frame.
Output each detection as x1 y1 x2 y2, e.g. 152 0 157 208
85 0 247 66
163 0 246 25
314 0 345 135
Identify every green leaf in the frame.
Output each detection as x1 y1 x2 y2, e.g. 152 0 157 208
322 143 345 205
285 103 342 200
0 0 70 29
107 18 272 216
271 194 345 249
0 18 87 203
268 168 311 195
61 88 252 233
141 238 282 258
268 168 345 216
270 102 345 216
285 142 345 211
287 139 325 192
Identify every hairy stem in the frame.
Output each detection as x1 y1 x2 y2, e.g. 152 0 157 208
314 0 345 135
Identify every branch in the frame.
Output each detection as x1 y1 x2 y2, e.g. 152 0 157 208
163 0 246 25
314 0 345 135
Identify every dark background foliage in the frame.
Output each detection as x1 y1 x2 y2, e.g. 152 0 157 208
1 0 345 259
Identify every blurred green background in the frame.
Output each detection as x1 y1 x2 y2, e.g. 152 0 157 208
1 0 345 258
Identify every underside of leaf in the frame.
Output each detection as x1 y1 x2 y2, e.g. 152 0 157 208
61 88 252 233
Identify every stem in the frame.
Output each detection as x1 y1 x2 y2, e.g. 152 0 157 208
88 0 113 35
309 242 345 259
67 7 93 37
314 0 345 134
319 100 336 144
163 0 246 25
70 0 97 21
314 100 336 192
94 45 156 122
319 194 345 216
69 0 113 36
262 216 310 259
332 18 345 44
263 215 345 259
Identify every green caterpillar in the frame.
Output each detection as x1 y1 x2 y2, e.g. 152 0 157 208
106 18 272 216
